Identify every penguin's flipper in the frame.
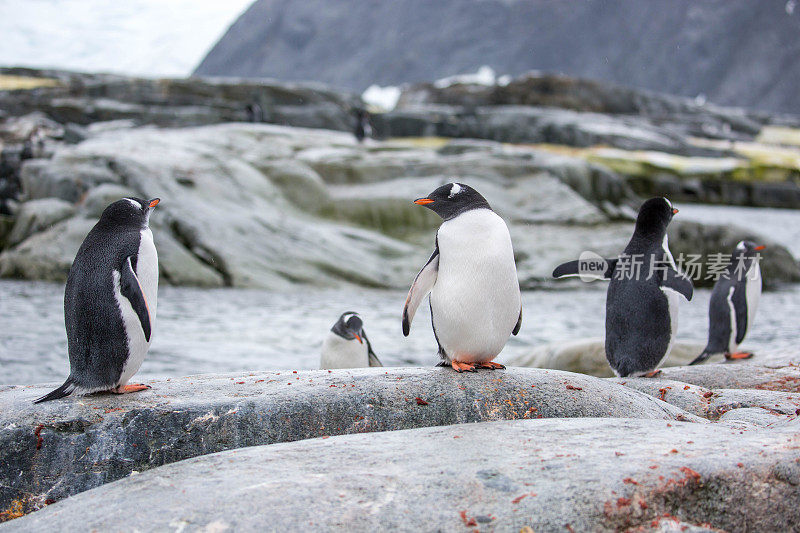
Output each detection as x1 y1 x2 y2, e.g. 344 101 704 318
661 268 694 301
34 377 76 403
121 256 152 342
363 330 383 367
402 246 439 336
552 258 617 279
512 307 522 336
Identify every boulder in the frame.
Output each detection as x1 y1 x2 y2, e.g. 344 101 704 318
0 367 700 517
4 417 799 531
668 220 800 289
5 199 75 248
510 338 707 378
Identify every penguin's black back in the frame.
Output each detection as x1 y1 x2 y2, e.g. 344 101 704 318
605 216 675 377
65 219 142 390
606 240 673 376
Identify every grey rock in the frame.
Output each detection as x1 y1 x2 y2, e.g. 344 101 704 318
4 417 799 531
613 377 800 423
373 105 697 154
5 199 75 248
0 217 94 281
656 361 800 393
0 67 358 131
78 183 138 218
668 220 800 289
0 367 699 516
510 338 707 378
19 155 119 203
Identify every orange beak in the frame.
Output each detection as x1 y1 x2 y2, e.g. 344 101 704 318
414 198 434 205
672 208 679 214
149 198 161 208
754 245 766 251
353 333 363 344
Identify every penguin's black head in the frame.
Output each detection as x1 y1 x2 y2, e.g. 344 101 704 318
413 182 491 220
332 311 365 343
634 197 678 237
98 197 160 229
735 240 766 260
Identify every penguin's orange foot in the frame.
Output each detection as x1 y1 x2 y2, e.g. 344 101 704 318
451 361 477 373
112 383 151 394
726 351 754 360
644 370 662 378
475 361 506 370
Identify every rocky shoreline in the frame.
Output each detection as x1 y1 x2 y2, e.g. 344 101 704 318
1 360 798 527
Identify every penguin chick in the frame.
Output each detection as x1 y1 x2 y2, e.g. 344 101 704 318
553 197 693 377
690 240 765 365
320 312 382 369
403 182 522 372
35 197 160 403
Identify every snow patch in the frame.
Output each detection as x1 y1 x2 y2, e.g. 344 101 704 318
362 84 401 111
0 0 254 77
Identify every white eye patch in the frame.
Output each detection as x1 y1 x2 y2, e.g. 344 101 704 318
663 197 673 210
125 198 142 209
449 183 462 198
736 240 746 250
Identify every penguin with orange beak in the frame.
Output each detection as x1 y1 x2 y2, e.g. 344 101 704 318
35 197 160 403
403 183 522 372
320 312 382 369
690 240 765 364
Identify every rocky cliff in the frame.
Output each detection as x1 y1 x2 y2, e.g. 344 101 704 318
195 0 800 115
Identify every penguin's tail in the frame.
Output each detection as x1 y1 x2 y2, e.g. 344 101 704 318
688 349 713 366
34 377 76 404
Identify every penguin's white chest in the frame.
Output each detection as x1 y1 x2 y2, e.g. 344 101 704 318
744 261 761 338
320 333 369 369
115 228 159 386
430 209 521 362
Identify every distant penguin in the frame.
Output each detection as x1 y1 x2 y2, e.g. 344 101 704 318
403 183 522 372
35 197 160 403
320 311 382 369
690 241 765 365
353 108 371 143
553 197 693 377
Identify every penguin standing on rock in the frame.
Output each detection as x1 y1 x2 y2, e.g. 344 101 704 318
553 197 693 377
35 197 160 403
690 241 765 365
403 183 522 372
320 312 382 369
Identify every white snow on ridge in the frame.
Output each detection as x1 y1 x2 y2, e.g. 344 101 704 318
0 0 253 77
362 84 401 112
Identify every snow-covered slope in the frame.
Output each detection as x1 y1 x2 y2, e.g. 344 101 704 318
0 0 253 77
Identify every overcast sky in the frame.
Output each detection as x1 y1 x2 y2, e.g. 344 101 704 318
0 0 254 77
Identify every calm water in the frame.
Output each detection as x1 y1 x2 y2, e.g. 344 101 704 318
1 280 798 385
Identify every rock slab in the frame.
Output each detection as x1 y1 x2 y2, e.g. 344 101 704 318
3 418 799 532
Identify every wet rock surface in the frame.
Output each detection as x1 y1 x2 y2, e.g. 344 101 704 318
0 367 697 518
3 416 799 531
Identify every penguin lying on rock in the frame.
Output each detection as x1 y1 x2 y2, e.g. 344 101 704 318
35 197 160 403
403 183 522 372
690 240 764 365
320 312 382 369
553 197 693 377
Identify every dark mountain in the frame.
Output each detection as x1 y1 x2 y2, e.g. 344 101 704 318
195 0 800 115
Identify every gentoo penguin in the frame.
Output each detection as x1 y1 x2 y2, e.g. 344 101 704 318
553 197 693 377
35 197 160 403
690 241 765 365
320 311 382 369
403 183 522 372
